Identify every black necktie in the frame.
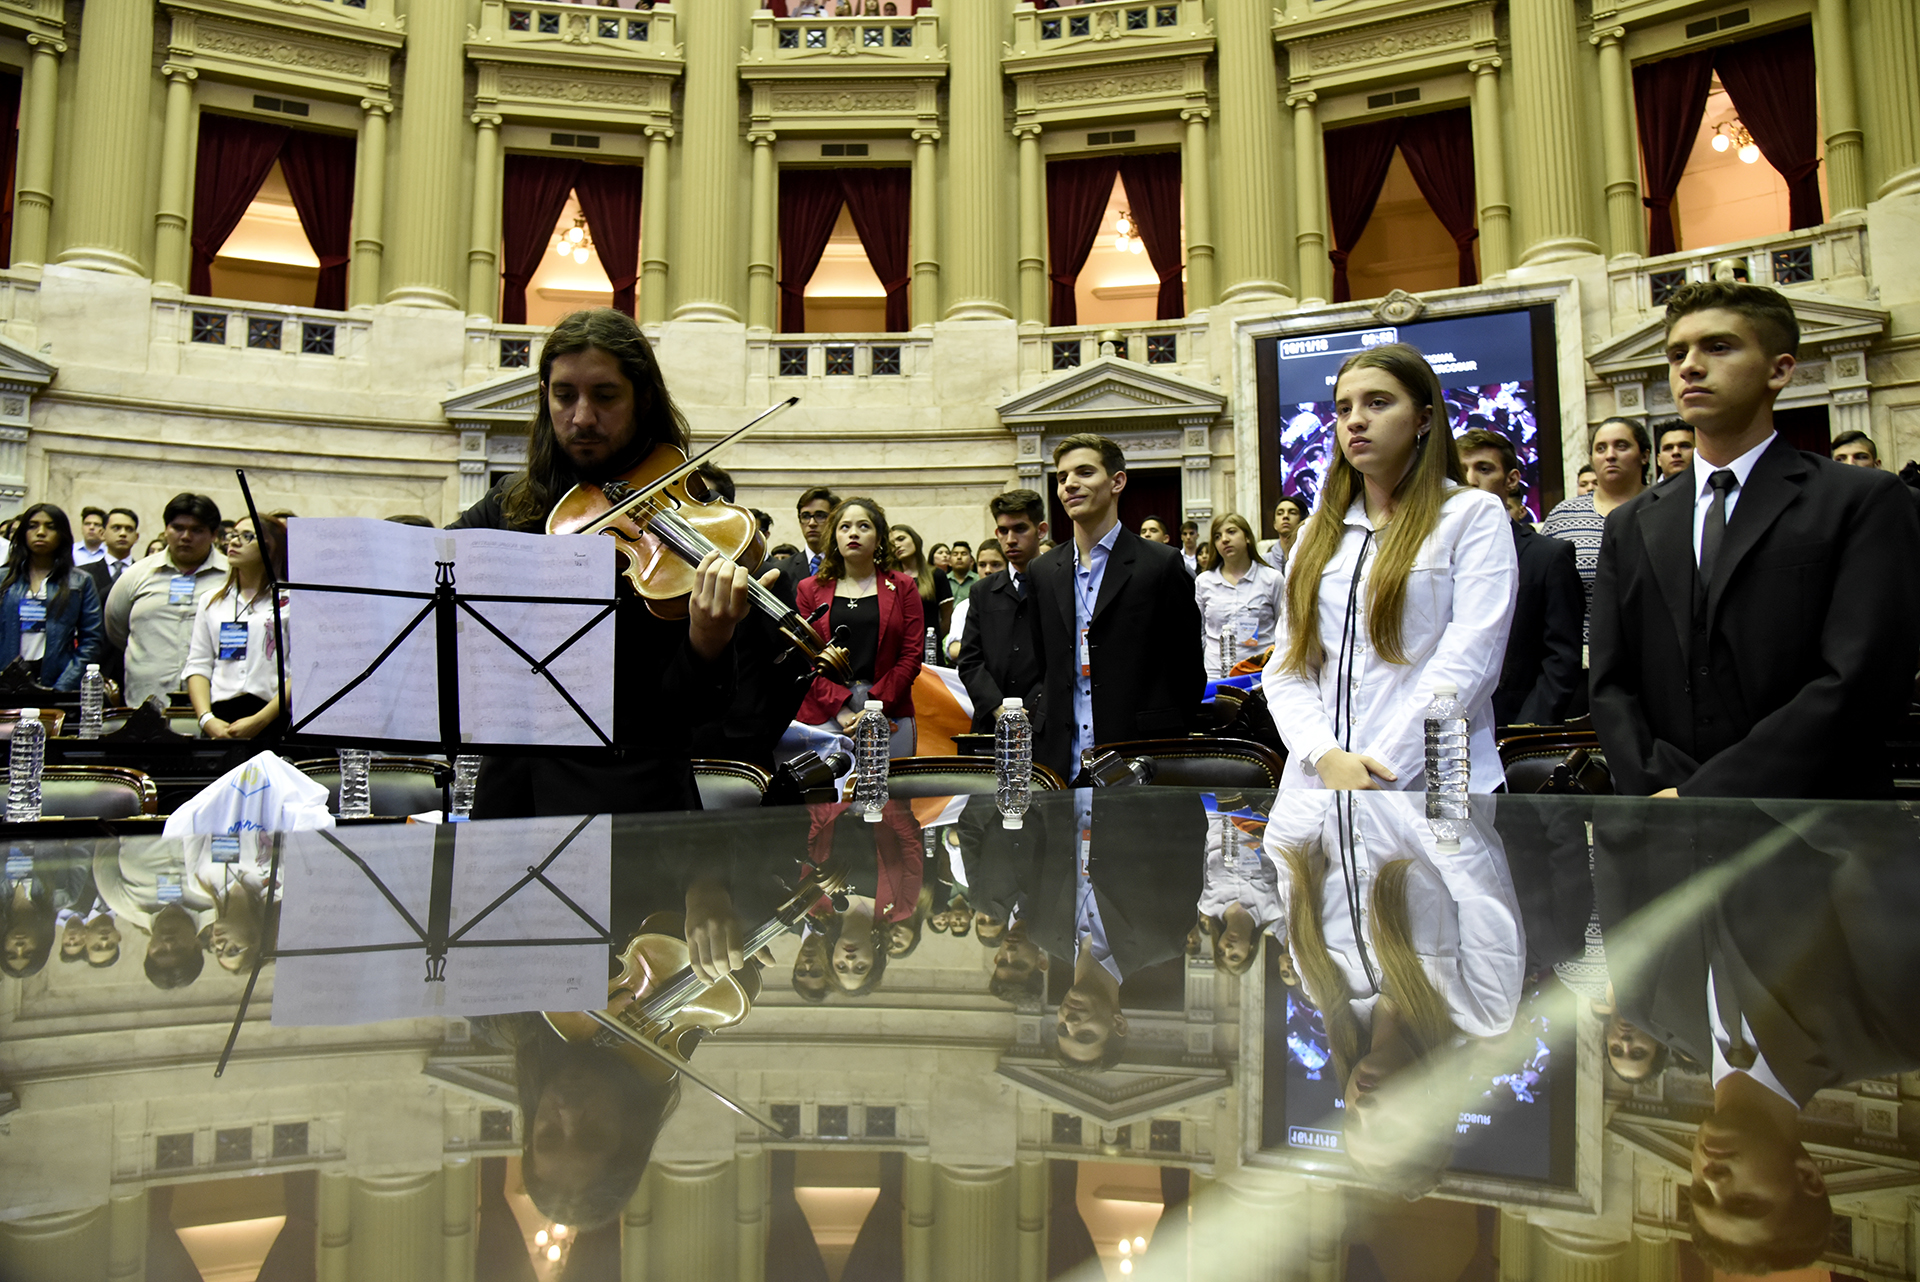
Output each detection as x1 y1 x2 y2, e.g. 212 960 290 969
1011 572 1023 600
1698 469 1737 587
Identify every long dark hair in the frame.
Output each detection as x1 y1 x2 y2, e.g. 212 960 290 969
501 309 690 531
3 503 76 616
209 515 289 608
816 497 897 583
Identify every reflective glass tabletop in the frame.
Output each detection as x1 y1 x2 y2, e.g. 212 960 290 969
2 790 1915 1281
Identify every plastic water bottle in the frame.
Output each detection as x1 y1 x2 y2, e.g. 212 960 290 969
995 698 1032 828
1218 626 1237 678
852 699 889 821
1423 684 1470 840
337 748 373 820
8 709 45 822
78 666 105 739
924 627 938 666
449 754 480 821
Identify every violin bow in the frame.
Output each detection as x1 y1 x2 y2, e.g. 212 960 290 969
576 397 800 538
585 1008 786 1134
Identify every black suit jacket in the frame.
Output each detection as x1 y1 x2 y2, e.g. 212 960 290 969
79 561 124 686
1027 526 1204 781
1589 437 1920 798
1494 520 1583 726
957 568 1043 734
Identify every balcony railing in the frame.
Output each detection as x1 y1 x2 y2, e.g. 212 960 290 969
1017 319 1208 387
1007 0 1211 64
471 0 679 60
1608 223 1869 319
158 297 369 362
743 10 944 69
754 333 929 381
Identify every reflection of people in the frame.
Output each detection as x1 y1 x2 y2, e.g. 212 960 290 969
1265 791 1524 1196
1263 344 1517 792
1197 805 1279 975
93 839 217 989
4 852 96 978
989 917 1048 1003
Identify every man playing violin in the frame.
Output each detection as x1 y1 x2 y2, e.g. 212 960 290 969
449 308 759 815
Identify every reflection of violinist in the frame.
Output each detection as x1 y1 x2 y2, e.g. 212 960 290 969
447 309 759 816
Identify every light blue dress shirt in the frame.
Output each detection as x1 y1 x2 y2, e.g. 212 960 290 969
1072 788 1122 983
1069 522 1123 774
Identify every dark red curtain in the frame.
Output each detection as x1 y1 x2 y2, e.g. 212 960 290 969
1323 116 1404 303
575 162 644 317
500 154 582 325
1715 26 1824 229
838 167 912 331
190 112 291 297
1397 108 1479 288
0 73 19 270
1046 155 1119 326
278 129 356 311
1632 51 1714 257
1117 151 1184 319
778 168 844 333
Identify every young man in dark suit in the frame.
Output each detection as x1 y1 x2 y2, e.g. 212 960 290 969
1589 282 1920 798
1027 433 1204 783
1459 429 1583 725
957 488 1047 735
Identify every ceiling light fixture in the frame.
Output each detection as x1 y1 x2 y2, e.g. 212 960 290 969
553 213 594 264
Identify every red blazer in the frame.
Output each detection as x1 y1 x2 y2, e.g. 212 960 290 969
804 799 926 923
795 569 924 723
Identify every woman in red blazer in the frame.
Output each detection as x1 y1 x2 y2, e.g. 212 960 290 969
794 496 924 756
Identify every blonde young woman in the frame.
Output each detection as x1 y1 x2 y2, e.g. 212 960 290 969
1262 344 1518 792
1195 512 1286 679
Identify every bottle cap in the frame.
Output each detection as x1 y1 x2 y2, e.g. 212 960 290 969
85 664 99 674
1435 839 1461 853
1431 683 1458 698
1001 814 1024 830
864 699 884 711
1002 698 1022 711
863 809 883 823
18 708 37 720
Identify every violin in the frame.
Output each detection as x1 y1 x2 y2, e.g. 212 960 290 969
547 398 853 682
542 862 849 1081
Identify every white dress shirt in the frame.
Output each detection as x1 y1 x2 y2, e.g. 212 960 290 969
1195 560 1287 678
1691 432 1775 566
1262 484 1517 792
1706 963 1799 1106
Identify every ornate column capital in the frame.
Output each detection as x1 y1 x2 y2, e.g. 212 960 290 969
1285 89 1317 109
360 97 393 116
1588 25 1627 46
1469 54 1503 74
747 127 777 146
469 111 502 129
1180 105 1211 123
912 126 942 144
1011 122 1041 142
159 63 197 83
644 123 675 142
26 34 66 55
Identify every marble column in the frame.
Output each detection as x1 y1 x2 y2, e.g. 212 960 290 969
736 1148 767 1282
943 0 1011 319
1215 10 1288 301
651 1161 735 1278
106 1193 146 1282
1589 28 1642 259
1534 1226 1629 1282
1814 0 1865 216
903 1154 935 1282
911 125 941 326
56 0 150 274
640 126 673 324
931 1167 1016 1282
1508 0 1600 263
1632 1233 1675 1280
442 1160 476 1282
349 99 391 309
1470 55 1513 278
1304 1179 1343 1282
318 1170 352 1282
1860 0 1920 198
1015 1157 1046 1282
1288 91 1328 303
672 0 743 322
383 0 463 308
1015 123 1045 327
1200 1169 1305 1282
152 65 197 291
1497 1210 1530 1282
746 130 777 333
348 1172 442 1280
11 35 62 269
0 1206 107 1282
621 1166 654 1282
466 112 503 319
1181 105 1216 311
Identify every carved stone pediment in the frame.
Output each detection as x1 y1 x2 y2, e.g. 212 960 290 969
1587 292 1889 382
1610 1107 1920 1200
997 1047 1229 1127
0 331 54 394
443 371 539 435
997 357 1225 433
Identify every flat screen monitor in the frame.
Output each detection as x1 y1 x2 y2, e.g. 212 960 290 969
1253 304 1565 522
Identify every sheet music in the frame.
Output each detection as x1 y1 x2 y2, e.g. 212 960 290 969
286 518 616 746
271 816 612 1025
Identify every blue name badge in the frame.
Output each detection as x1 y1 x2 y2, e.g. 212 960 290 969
211 834 241 864
218 621 248 662
17 596 45 633
168 575 196 606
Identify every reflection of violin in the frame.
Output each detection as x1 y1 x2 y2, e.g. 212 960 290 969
543 863 850 1081
546 398 853 682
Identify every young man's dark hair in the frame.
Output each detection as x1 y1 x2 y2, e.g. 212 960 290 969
80 506 107 524
107 507 139 528
1051 431 1125 477
163 493 222 531
751 507 773 536
1830 429 1879 465
1456 427 1519 479
1657 421 1695 445
1662 279 1800 359
797 485 840 514
385 513 435 527
694 462 736 503
989 488 1045 523
950 539 971 553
